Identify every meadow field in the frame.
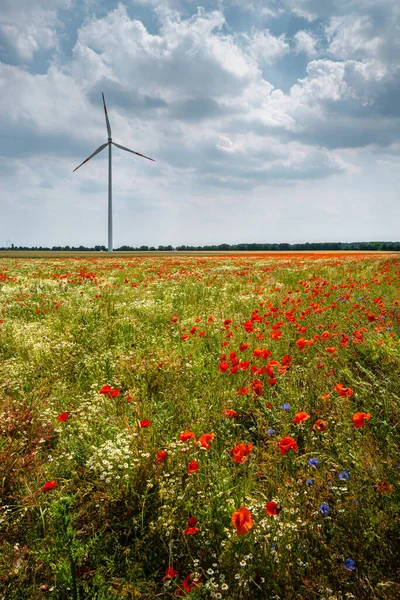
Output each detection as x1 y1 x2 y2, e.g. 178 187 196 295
0 254 399 599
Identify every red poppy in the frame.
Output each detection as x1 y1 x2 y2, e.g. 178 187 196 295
313 419 328 432
187 460 199 474
162 566 179 580
271 330 282 339
171 316 178 323
238 361 250 370
237 387 250 396
231 506 254 536
229 442 253 464
265 402 273 409
42 481 57 492
183 516 199 534
251 380 264 396
181 334 189 341
156 450 167 463
177 573 201 595
326 347 337 354
99 385 120 398
219 361 230 373
139 419 152 428
296 338 307 350
281 355 292 366
335 384 354 397
253 347 271 359
183 527 199 535
239 343 250 351
293 411 310 424
180 430 196 442
376 481 393 494
99 385 112 395
279 436 298 455
198 433 215 450
57 412 69 422
268 360 279 367
222 409 239 418
243 320 254 332
266 501 280 516
352 412 371 428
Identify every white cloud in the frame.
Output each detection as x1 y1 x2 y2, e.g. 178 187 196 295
71 5 256 100
0 0 72 61
244 29 289 66
1 0 400 247
293 30 318 56
0 63 101 142
326 15 383 60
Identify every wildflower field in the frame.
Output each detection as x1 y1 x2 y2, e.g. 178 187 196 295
0 254 399 600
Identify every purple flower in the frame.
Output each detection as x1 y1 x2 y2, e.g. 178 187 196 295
308 458 319 467
344 559 355 571
281 403 290 410
306 479 313 486
267 428 275 435
338 470 350 481
319 503 330 516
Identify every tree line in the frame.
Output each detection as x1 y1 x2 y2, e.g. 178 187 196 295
1 241 399 251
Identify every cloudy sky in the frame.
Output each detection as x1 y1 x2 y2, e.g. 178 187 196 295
1 0 399 247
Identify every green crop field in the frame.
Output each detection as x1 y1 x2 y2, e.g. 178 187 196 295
0 254 399 599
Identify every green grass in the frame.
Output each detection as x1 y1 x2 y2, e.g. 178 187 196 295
0 255 399 599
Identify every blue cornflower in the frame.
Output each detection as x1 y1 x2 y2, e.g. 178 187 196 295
344 559 355 571
306 479 313 486
308 458 319 467
271 543 277 551
338 470 350 481
267 428 275 435
319 503 330 515
281 403 291 410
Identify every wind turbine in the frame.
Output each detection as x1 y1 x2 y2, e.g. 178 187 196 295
73 93 155 253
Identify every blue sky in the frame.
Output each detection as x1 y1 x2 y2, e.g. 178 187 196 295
1 0 399 247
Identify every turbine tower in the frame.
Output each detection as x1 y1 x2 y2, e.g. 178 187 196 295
73 93 155 253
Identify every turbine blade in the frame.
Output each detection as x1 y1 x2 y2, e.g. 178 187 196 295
73 142 109 172
102 92 112 138
112 141 155 162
